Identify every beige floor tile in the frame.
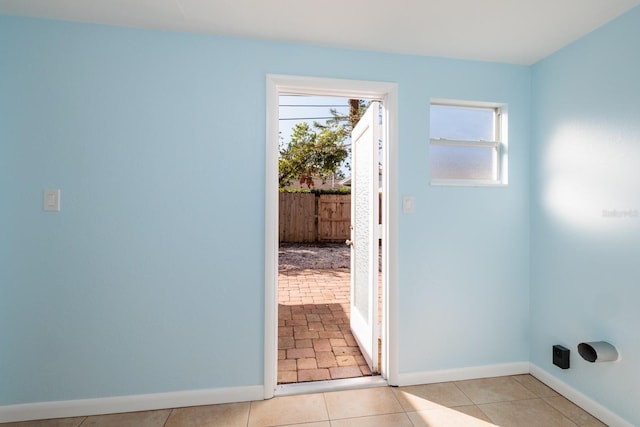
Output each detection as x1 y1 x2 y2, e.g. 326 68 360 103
455 376 537 404
479 398 578 427
512 375 560 398
543 396 607 426
0 419 85 427
80 410 170 427
330 412 413 427
248 393 328 427
324 387 403 420
164 402 249 427
454 405 496 422
280 423 330 427
407 406 497 427
392 382 473 411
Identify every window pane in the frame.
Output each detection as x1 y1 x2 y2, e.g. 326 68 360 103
430 145 495 180
430 105 495 141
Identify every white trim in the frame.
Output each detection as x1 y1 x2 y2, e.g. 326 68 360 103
429 99 508 186
264 73 280 400
276 376 387 397
529 364 633 427
430 179 508 187
431 98 504 110
265 74 399 394
383 84 399 386
0 385 264 423
396 362 529 386
273 75 396 100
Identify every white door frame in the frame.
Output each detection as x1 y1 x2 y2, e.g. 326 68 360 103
264 74 399 399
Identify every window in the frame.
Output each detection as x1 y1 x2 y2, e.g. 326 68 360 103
429 100 507 186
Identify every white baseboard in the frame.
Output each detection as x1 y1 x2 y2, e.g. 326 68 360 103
529 364 633 427
3 365 631 426
396 362 529 386
0 385 264 423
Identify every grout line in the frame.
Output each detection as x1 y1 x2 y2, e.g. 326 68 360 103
161 408 172 427
452 380 474 405
246 399 255 427
469 404 497 426
321 390 331 422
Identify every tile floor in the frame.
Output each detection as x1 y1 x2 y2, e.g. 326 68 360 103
277 269 372 383
1 375 608 426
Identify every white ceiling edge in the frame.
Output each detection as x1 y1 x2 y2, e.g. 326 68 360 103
0 0 638 65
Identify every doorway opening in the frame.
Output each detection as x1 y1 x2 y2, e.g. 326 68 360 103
265 75 398 398
278 95 377 385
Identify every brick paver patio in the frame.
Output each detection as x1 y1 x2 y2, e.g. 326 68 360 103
277 268 372 384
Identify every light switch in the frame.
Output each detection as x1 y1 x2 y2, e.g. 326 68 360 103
402 196 414 214
44 189 61 212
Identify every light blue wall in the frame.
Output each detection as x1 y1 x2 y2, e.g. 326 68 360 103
0 15 530 405
396 59 531 373
531 7 640 425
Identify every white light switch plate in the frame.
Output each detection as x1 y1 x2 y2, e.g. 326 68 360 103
44 189 61 212
403 196 414 214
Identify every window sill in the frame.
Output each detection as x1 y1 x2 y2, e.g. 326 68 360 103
430 179 508 188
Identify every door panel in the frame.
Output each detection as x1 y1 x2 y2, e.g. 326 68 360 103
350 101 381 372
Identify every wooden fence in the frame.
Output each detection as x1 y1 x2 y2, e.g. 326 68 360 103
279 193 351 243
317 195 351 242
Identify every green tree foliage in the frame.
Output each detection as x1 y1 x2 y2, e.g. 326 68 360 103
279 122 348 188
279 99 370 189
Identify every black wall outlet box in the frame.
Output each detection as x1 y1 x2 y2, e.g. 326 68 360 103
553 345 570 369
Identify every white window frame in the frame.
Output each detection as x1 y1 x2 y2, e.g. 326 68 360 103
429 99 508 187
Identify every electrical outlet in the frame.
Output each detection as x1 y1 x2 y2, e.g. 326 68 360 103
553 345 570 369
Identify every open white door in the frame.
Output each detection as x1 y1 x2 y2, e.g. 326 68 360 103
349 101 381 373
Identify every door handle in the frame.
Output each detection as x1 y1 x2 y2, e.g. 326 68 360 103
345 239 353 247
